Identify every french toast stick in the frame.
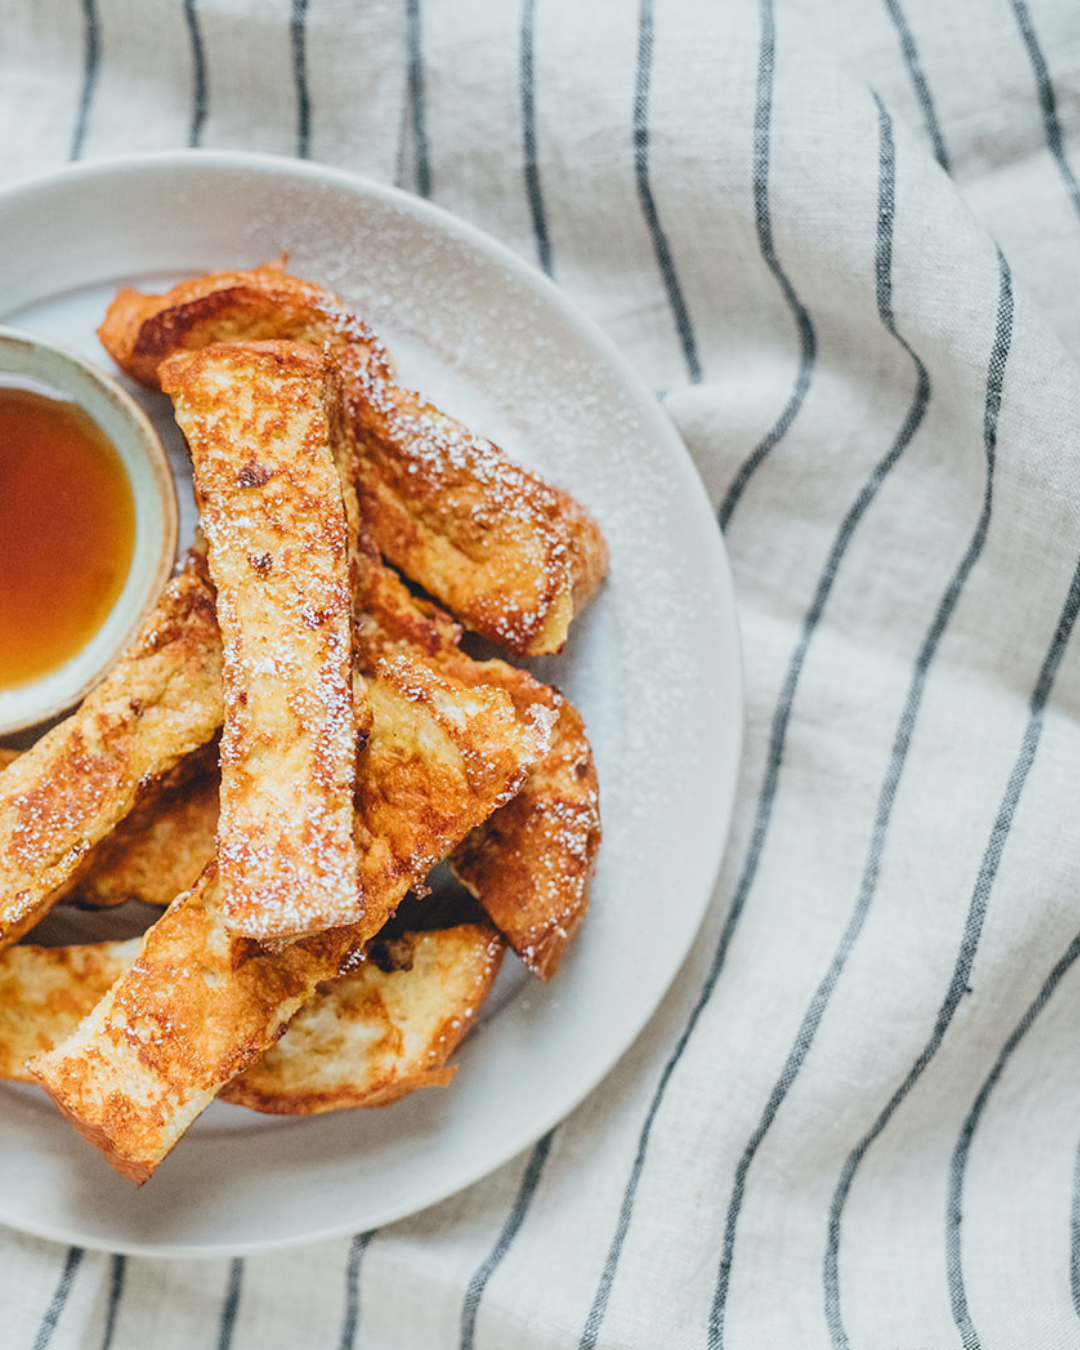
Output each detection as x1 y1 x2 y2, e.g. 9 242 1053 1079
29 654 546 1182
220 924 505 1112
0 553 222 951
449 690 598 981
98 261 609 656
0 926 502 1113
354 537 600 979
161 342 362 940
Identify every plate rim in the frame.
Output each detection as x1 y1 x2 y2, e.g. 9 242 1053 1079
0 148 744 1256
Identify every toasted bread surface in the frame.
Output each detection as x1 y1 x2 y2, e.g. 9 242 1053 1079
29 863 343 1183
59 742 219 909
0 553 222 952
6 438 596 977
162 342 362 940
0 939 137 1078
353 655 547 904
221 925 504 1113
98 260 392 391
11 261 610 1184
450 689 599 980
99 264 608 655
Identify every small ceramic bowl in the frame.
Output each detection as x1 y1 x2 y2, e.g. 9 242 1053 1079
0 326 178 737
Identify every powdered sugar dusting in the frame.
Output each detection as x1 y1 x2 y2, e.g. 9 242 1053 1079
166 343 363 940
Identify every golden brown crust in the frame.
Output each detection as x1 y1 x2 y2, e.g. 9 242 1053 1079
354 385 608 656
0 939 137 1078
29 653 546 1181
221 925 504 1114
0 553 223 951
162 341 362 940
58 743 219 909
450 689 599 981
97 259 394 391
44 1089 155 1185
12 261 611 1182
354 531 463 668
354 538 599 978
31 863 357 1181
353 656 546 908
98 264 608 655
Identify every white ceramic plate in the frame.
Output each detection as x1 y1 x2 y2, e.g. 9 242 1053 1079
0 150 742 1256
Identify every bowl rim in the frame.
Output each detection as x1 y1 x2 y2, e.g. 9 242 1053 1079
0 324 179 737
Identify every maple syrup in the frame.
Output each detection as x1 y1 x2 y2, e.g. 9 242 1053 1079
0 382 135 689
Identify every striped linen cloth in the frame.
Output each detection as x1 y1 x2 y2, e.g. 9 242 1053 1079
4 0 1080 1346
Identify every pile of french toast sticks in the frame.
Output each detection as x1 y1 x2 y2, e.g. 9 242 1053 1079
0 260 608 1183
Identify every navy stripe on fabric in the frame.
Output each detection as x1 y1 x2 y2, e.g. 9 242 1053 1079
394 88 410 189
216 1258 244 1350
880 0 950 172
338 1231 374 1350
406 0 431 198
947 915 1080 1346
1071 1135 1080 1321
1008 0 1080 225
633 0 701 385
461 1131 555 1350
69 0 99 160
291 0 311 158
824 251 1016 1350
707 97 931 1349
718 0 816 530
520 0 553 277
32 1246 84 1350
99 1254 125 1350
183 0 207 147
